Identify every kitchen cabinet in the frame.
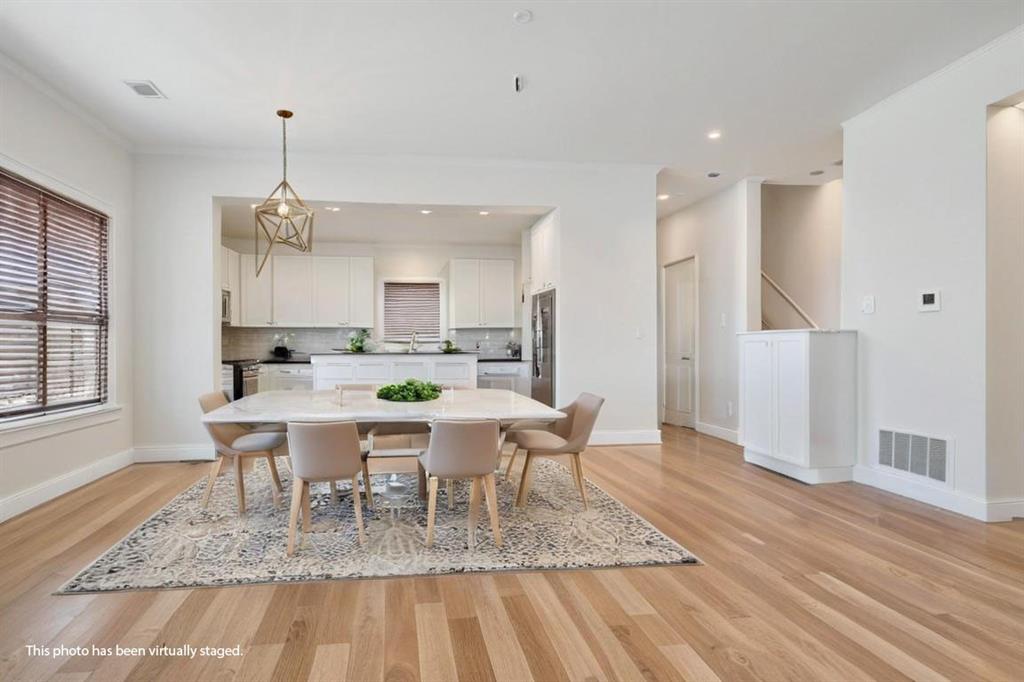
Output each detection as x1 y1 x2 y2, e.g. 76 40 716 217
240 253 274 326
311 353 478 390
738 330 857 484
220 246 230 289
273 256 314 326
264 364 313 391
448 258 515 328
227 249 240 325
312 256 374 327
529 215 557 293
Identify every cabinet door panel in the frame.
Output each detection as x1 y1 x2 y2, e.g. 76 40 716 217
392 361 429 381
348 257 375 327
740 338 772 455
774 336 808 464
240 254 273 326
449 259 481 327
313 257 350 326
273 256 314 326
480 259 515 327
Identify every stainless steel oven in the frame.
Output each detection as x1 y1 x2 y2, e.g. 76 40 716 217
221 289 231 324
223 359 261 400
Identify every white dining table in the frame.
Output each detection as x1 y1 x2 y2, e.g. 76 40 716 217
201 388 565 499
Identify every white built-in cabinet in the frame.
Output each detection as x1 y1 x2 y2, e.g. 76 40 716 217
237 254 374 328
221 246 241 325
448 258 515 328
529 214 557 293
738 330 857 484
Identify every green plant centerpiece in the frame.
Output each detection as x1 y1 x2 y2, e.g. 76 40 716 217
347 328 371 353
440 339 460 354
376 378 442 402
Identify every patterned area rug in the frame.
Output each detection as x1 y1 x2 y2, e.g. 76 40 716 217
61 457 698 593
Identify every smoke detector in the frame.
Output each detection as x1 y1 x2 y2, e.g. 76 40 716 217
124 80 166 99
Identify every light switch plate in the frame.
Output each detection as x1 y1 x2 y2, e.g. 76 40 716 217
918 290 941 312
861 295 876 314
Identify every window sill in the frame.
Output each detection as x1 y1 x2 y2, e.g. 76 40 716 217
0 404 124 448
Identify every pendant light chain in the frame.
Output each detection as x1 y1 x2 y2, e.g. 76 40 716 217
281 115 288 192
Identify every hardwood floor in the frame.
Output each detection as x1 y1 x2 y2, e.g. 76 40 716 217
2 426 1022 681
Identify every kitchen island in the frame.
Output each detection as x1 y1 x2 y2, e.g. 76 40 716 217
310 352 478 390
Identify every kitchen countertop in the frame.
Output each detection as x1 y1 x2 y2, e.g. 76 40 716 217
314 350 481 356
261 358 312 364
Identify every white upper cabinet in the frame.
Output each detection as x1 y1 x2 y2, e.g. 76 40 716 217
227 249 240 325
529 214 557 293
480 259 515 327
240 253 273 326
313 257 350 326
312 256 374 327
220 246 231 289
449 258 515 328
272 256 314 326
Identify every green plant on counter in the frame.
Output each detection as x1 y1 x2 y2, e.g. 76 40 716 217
440 339 460 353
347 328 371 353
376 378 442 402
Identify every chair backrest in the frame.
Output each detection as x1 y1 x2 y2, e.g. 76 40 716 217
563 393 605 451
287 421 364 481
422 419 500 478
198 391 247 454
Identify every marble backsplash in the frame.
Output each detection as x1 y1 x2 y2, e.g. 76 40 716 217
222 326 522 361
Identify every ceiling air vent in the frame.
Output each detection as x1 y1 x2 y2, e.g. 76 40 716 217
124 80 166 98
878 428 951 485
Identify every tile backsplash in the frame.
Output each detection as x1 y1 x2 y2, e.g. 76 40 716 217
222 327 522 361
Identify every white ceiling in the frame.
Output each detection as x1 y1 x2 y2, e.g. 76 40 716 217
220 200 548 245
1 1 1021 214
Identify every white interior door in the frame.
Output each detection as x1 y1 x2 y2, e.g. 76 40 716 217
664 259 696 427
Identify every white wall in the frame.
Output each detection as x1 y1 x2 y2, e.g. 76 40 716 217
0 58 134 519
657 179 762 442
842 28 1024 521
761 181 843 329
135 153 660 455
986 103 1024 505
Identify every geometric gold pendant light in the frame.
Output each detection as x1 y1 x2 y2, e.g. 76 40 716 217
254 109 314 276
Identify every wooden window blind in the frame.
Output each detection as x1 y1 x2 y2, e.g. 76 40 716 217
0 169 109 420
382 281 440 341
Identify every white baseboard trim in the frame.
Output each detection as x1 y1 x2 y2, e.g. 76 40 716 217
132 443 215 463
745 450 853 484
695 421 739 444
853 465 1023 522
0 448 133 523
589 429 662 446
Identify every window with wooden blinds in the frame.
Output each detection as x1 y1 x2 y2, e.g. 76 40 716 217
382 281 441 341
0 168 109 421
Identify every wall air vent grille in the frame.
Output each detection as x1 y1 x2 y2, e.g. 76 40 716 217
124 80 166 98
878 429 950 485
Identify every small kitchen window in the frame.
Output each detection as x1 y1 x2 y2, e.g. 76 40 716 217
382 280 441 342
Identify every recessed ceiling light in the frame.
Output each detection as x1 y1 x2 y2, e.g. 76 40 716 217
707 130 722 140
810 170 825 176
325 206 340 212
706 172 721 179
513 9 533 24
657 194 670 201
420 209 432 215
479 211 490 216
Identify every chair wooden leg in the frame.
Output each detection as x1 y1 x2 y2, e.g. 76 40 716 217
426 476 439 547
573 453 589 511
483 473 503 548
515 453 535 507
234 456 246 516
447 479 455 510
287 477 303 556
265 455 282 508
468 477 482 549
568 454 582 490
201 456 224 509
361 460 374 510
504 445 519 481
351 475 366 546
301 481 312 535
329 481 339 506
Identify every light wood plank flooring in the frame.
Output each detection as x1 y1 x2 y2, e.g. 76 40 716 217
1 426 1022 681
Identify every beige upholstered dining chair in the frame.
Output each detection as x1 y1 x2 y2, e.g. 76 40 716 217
286 421 370 554
198 392 286 515
419 420 503 549
327 384 377 508
506 393 605 510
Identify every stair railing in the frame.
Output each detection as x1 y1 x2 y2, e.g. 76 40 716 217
761 271 820 330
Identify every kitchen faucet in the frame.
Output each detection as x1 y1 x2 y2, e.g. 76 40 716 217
408 331 418 353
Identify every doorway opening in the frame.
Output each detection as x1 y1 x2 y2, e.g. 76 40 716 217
662 257 697 428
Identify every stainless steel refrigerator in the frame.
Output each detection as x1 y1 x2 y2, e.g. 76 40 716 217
531 290 555 406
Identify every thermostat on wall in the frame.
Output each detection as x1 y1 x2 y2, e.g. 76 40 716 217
918 290 941 312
